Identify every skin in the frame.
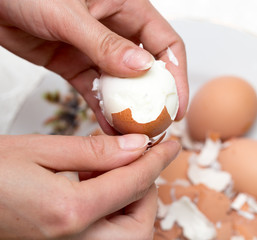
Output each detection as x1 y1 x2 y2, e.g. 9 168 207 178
0 134 180 239
0 0 188 134
0 0 188 239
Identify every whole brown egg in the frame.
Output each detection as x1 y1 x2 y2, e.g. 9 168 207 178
187 76 257 141
218 138 257 198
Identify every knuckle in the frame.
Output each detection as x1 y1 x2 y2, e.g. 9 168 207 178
98 32 123 58
43 194 84 238
85 136 106 161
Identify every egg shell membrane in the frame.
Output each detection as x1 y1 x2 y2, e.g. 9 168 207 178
111 106 172 138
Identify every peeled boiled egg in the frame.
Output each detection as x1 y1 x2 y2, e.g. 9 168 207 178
187 76 257 141
93 60 179 138
218 138 257 198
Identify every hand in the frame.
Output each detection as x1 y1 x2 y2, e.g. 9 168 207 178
0 134 180 239
0 0 189 134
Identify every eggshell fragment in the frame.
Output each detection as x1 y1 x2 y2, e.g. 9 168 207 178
160 196 217 240
171 185 231 224
156 182 236 240
187 162 232 192
218 138 257 198
160 150 192 184
187 76 257 141
195 185 231 223
112 106 172 138
158 185 174 205
196 138 223 167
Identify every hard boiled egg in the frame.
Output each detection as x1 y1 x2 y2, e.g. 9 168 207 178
93 60 179 138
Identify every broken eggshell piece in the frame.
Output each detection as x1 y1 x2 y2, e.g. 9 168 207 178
93 60 179 138
160 196 217 240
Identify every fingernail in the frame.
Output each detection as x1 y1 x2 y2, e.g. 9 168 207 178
123 48 154 70
118 134 149 151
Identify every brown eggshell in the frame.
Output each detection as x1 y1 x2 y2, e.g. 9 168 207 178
187 76 257 141
172 185 199 202
157 184 233 239
195 184 231 223
172 184 231 224
159 184 231 222
216 221 233 240
230 211 257 239
111 106 172 138
158 185 173 205
158 184 200 206
218 138 257 197
160 150 192 184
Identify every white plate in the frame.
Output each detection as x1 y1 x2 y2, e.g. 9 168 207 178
9 20 257 138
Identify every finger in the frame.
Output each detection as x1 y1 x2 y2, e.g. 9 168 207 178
76 140 181 226
160 51 189 121
91 0 189 119
80 185 158 240
68 69 118 135
113 184 158 239
124 184 158 226
56 8 154 77
138 3 189 120
4 134 149 171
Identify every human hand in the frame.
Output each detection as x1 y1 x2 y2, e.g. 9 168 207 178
0 0 188 134
0 134 180 239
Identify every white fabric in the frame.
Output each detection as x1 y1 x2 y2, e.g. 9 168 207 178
0 47 47 134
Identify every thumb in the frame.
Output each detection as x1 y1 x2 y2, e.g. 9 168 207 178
7 134 149 171
61 13 154 77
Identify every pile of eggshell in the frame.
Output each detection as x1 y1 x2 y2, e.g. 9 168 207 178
154 76 257 240
88 74 257 240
